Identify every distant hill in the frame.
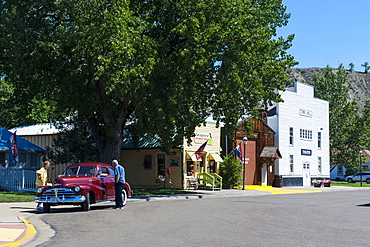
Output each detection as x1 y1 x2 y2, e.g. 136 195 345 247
287 68 370 109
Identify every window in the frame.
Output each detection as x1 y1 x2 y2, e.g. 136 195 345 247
143 155 152 170
300 129 312 140
30 154 38 169
318 157 322 174
303 163 310 169
338 166 343 175
318 132 322 148
289 127 294 145
289 155 294 173
0 153 5 167
157 154 165 176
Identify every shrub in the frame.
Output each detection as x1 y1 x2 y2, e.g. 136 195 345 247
219 155 242 189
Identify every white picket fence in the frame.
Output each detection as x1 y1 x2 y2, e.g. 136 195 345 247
0 168 37 192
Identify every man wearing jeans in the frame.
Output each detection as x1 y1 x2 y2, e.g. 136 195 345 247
112 159 125 209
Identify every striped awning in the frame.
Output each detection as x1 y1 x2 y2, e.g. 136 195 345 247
209 152 223 162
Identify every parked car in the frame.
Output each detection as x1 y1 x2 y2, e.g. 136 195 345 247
345 172 370 183
35 162 132 213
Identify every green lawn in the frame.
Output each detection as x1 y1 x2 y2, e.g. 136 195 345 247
332 181 370 187
0 189 194 203
0 191 35 203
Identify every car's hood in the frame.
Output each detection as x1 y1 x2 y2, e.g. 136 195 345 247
55 176 92 187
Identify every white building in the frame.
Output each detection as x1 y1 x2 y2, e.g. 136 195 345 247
268 82 330 186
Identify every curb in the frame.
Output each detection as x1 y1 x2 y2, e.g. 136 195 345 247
0 217 36 247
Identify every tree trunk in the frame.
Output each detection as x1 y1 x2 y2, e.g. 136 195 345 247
88 116 124 164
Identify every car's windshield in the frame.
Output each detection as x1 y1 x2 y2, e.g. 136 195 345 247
63 166 96 176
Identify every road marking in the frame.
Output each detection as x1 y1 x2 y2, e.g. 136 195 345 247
244 185 321 194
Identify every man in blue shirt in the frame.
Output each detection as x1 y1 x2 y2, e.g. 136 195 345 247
112 159 125 209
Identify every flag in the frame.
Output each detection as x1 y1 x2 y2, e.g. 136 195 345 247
8 131 18 165
195 141 208 160
233 143 242 159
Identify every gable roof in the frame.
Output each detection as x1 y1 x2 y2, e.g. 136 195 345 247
10 123 62 135
260 146 282 159
0 127 45 152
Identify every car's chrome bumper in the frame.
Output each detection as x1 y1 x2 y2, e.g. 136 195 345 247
35 195 86 204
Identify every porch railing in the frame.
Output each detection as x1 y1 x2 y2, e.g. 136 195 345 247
0 168 37 192
197 173 222 191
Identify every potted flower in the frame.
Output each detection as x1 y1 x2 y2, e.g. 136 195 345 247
323 179 332 187
312 179 322 187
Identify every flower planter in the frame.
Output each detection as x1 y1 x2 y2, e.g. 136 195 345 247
323 183 331 187
313 183 322 187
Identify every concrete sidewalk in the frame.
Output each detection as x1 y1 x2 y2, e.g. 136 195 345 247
0 185 368 246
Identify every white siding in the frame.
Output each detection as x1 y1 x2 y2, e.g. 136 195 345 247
268 82 330 186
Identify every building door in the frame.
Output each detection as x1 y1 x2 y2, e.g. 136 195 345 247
302 162 310 186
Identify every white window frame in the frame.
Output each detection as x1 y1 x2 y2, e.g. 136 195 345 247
289 155 294 173
300 129 312 140
289 127 294 146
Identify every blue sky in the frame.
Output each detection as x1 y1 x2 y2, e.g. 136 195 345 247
278 0 370 71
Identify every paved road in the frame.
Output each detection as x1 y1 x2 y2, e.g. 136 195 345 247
35 189 370 247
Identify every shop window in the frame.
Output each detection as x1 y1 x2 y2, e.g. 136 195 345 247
187 161 195 176
318 132 322 148
208 160 215 173
143 155 152 170
157 154 165 176
170 158 179 167
318 157 322 174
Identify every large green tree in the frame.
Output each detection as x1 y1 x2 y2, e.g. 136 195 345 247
312 65 362 174
0 0 296 163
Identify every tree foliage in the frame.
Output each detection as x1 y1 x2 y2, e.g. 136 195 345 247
312 65 362 174
0 0 296 163
361 62 370 73
46 121 99 165
348 63 355 72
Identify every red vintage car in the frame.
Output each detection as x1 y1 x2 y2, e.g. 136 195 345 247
35 162 132 213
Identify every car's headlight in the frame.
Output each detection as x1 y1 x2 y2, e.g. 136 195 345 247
74 186 81 192
37 187 43 193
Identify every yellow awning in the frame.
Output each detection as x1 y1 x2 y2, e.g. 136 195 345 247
209 152 223 162
186 151 202 161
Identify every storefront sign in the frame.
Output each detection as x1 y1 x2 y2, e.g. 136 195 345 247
301 149 312 156
299 109 313 118
195 132 212 144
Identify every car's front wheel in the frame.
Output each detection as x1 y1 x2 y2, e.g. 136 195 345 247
347 178 353 183
366 178 370 184
81 193 90 211
122 189 127 206
43 203 51 213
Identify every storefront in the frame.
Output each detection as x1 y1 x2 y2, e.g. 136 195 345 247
183 120 223 189
120 121 223 190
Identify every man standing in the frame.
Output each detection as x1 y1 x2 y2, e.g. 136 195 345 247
35 161 51 208
112 159 125 209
